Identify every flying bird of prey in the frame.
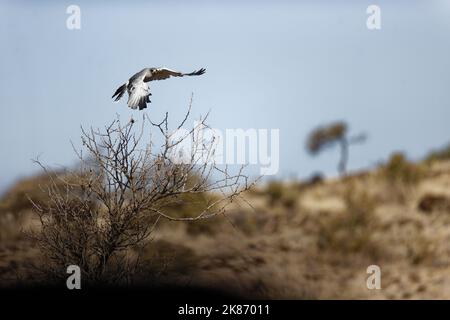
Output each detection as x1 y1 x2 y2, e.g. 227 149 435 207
112 67 206 110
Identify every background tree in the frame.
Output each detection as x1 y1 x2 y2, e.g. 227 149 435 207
306 121 366 176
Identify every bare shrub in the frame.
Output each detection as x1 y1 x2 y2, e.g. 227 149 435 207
0 172 70 216
0 173 80 242
28 101 252 285
159 174 225 236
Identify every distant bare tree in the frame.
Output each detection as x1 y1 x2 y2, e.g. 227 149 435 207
29 98 252 284
306 121 366 176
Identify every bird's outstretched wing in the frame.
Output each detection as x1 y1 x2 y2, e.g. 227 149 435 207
144 67 206 82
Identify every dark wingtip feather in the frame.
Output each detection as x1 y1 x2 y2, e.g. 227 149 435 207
187 68 206 76
197 67 206 75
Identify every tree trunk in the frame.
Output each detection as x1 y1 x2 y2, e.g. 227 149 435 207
338 138 348 176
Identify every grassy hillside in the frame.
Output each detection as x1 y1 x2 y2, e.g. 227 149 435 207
1 155 450 298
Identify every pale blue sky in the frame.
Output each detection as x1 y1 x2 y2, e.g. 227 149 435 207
0 0 449 192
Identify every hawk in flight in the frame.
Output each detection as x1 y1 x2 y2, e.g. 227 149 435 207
112 67 206 110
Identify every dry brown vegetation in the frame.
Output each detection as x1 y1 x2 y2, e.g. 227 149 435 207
0 104 252 287
2 140 450 298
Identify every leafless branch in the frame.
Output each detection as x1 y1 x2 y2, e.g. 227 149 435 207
29 99 252 284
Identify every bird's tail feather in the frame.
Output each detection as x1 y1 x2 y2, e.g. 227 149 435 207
129 94 150 110
112 83 127 101
138 96 148 110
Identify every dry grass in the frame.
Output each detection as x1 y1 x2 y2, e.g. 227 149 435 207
426 143 450 163
383 152 425 185
379 152 426 203
264 181 298 209
2 154 450 299
0 212 25 242
316 184 380 258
